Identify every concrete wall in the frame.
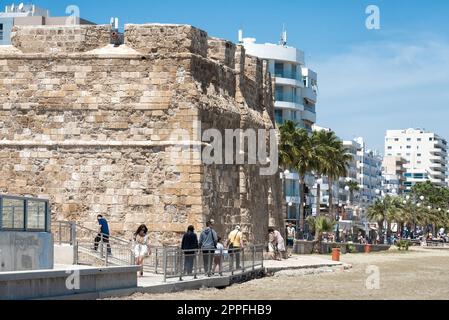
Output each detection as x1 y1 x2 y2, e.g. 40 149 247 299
0 266 138 300
0 231 53 272
0 24 284 246
54 244 74 265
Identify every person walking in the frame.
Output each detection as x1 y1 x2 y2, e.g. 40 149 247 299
286 223 296 257
94 214 111 255
227 225 243 270
181 225 199 275
133 224 150 277
212 237 224 276
199 221 218 277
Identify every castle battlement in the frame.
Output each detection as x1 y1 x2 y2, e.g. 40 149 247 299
0 24 283 245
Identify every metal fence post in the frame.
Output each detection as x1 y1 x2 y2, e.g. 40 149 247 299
179 249 183 281
71 222 77 264
241 248 245 272
59 221 62 245
104 240 109 267
129 242 134 266
163 247 168 283
155 249 158 274
74 241 79 265
252 246 256 271
261 245 264 268
193 250 198 279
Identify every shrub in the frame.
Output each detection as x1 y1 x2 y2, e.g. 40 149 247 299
347 244 356 253
395 240 410 251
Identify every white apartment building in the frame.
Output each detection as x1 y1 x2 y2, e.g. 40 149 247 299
381 156 406 196
241 30 318 222
385 129 448 190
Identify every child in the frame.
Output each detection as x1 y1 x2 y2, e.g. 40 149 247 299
212 236 224 276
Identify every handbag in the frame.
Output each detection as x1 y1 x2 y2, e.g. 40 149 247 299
228 231 240 250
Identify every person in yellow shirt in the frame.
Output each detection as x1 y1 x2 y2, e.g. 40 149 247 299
227 225 243 270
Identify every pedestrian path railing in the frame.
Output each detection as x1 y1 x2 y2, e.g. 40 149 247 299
52 221 133 266
51 221 265 281
142 245 265 282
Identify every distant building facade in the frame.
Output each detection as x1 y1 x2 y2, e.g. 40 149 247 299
0 3 93 45
241 30 318 224
385 129 448 191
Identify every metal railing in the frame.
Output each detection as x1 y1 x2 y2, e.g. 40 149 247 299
51 221 265 281
142 245 265 282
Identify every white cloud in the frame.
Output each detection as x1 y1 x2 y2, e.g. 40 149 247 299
314 36 449 151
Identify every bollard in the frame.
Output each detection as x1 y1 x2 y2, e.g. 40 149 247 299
365 244 371 253
332 247 340 261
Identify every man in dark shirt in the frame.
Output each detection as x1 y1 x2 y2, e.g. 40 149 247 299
94 214 112 255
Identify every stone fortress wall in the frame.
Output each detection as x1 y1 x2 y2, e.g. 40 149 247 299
0 24 284 245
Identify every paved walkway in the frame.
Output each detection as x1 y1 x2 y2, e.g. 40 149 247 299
123 254 349 296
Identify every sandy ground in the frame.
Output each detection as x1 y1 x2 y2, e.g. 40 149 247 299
114 247 449 300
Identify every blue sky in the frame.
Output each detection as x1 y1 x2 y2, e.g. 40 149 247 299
11 0 449 151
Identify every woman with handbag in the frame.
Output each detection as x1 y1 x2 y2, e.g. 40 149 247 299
133 224 151 277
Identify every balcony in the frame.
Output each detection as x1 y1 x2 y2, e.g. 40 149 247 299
430 149 447 156
430 156 445 164
275 77 304 88
429 171 446 180
274 100 304 111
302 109 316 123
302 86 317 103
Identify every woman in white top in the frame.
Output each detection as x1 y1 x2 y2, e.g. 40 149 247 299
133 224 151 277
212 236 225 276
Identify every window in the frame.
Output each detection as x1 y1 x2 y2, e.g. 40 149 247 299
429 137 433 141
387 146 392 150
394 138 399 141
275 85 283 101
275 110 283 124
291 64 297 80
1 198 25 229
27 200 47 230
417 153 422 157
406 146 411 149
275 62 284 78
417 138 422 142
406 153 411 156
407 138 411 141
0 23 3 41
0 196 49 232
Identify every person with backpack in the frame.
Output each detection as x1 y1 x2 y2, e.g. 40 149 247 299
199 220 218 277
227 225 243 270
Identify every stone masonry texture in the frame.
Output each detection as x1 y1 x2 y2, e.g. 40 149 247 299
0 24 284 245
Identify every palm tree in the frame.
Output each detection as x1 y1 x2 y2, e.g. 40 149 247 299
367 198 387 243
326 143 352 220
345 180 360 205
307 215 336 253
279 120 298 172
293 128 314 232
311 130 336 217
278 121 313 232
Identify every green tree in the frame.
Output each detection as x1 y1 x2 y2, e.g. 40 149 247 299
307 215 336 253
311 130 339 217
345 180 360 205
